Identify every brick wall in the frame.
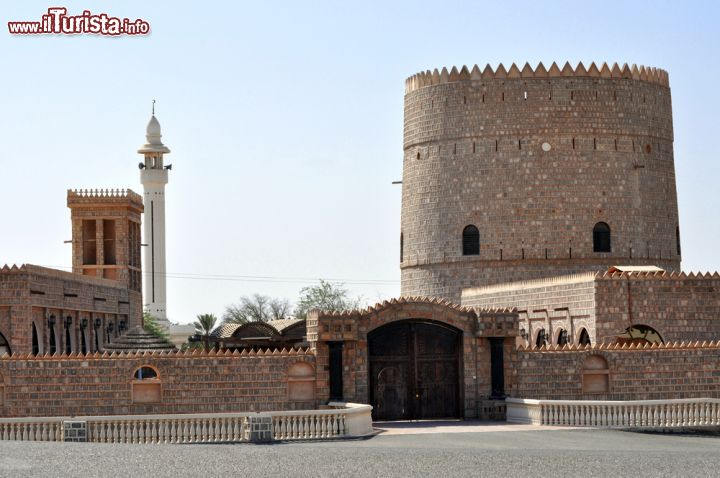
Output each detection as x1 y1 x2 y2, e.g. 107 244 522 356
309 299 518 419
594 272 720 343
510 343 720 400
401 63 680 302
463 272 597 345
462 271 720 346
0 349 316 418
0 265 142 356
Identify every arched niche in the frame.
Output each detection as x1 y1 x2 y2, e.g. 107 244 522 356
132 365 161 404
582 355 609 393
288 362 315 401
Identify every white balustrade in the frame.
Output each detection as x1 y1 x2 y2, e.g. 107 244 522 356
0 402 373 444
82 414 250 444
0 419 63 441
506 398 720 428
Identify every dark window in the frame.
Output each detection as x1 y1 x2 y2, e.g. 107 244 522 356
329 342 344 400
49 324 56 355
676 225 681 256
134 366 158 380
103 220 116 265
579 328 591 346
593 222 611 252
0 331 10 357
557 329 569 346
65 324 72 355
82 220 97 265
80 328 87 355
489 338 505 398
535 328 548 348
31 323 39 356
400 232 404 263
462 225 480 256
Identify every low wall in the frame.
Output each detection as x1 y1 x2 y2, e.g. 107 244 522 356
506 397 720 428
0 402 374 443
510 342 720 400
0 348 317 418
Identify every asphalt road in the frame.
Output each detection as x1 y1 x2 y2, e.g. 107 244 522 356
0 429 718 478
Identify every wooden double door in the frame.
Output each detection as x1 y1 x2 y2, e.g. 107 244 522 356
369 321 461 420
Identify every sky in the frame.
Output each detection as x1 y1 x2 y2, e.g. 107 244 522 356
1 0 719 324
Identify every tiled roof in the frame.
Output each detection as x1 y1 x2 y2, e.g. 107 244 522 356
103 326 176 352
210 318 305 339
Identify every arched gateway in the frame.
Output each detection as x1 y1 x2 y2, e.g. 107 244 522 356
308 298 517 421
369 320 461 420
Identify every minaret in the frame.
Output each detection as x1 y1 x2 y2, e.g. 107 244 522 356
138 106 171 327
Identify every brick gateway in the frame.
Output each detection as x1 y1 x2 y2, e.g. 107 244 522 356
368 320 462 420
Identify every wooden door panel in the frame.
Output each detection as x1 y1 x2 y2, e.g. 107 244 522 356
369 321 460 420
372 362 409 420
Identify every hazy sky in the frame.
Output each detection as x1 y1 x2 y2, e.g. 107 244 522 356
2 1 719 324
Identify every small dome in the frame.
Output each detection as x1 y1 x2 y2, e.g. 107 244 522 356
137 114 171 154
146 115 161 138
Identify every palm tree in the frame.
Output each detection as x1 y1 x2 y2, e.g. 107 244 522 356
193 313 217 351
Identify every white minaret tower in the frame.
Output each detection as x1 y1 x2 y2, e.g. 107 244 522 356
138 105 171 327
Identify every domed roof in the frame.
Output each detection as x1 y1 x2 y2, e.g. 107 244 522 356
103 326 176 352
137 115 171 154
146 115 161 137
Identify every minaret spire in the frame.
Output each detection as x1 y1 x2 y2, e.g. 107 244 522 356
138 109 171 327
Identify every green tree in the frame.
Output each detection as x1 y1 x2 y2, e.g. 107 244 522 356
294 280 362 320
143 311 170 341
193 313 217 351
222 294 292 324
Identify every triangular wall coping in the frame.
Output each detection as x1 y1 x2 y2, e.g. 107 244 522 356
405 62 669 94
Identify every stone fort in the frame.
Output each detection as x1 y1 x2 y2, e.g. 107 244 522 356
401 62 679 303
0 62 718 427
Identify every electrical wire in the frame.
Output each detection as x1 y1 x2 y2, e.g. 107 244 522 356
37 264 399 286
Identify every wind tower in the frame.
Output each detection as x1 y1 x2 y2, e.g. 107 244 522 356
138 102 172 327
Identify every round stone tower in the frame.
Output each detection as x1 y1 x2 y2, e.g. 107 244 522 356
400 62 681 303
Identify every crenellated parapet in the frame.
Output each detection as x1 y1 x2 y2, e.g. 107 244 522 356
67 188 144 210
520 340 720 352
0 346 314 360
310 295 518 318
405 61 669 94
597 270 720 281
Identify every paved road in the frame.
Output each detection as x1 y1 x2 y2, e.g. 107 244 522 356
0 428 718 477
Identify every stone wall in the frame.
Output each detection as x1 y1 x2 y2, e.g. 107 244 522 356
510 343 720 400
0 264 142 356
0 348 316 418
401 62 680 302
462 270 720 346
462 272 597 345
594 272 720 343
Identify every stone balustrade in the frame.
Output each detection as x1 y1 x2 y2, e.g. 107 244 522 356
0 403 374 444
86 414 249 444
506 398 720 428
0 418 64 441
